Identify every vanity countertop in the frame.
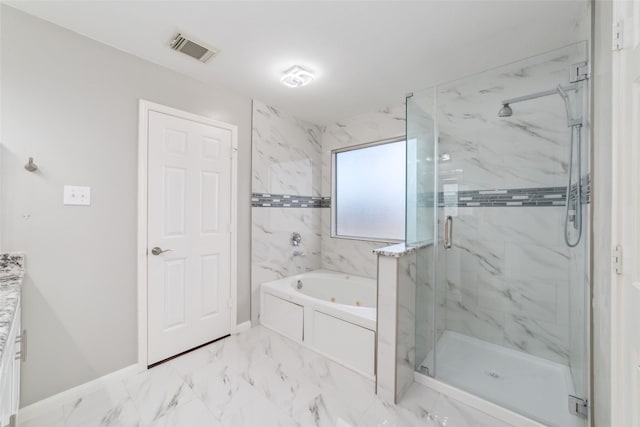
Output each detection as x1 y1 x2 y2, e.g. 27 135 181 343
0 253 24 361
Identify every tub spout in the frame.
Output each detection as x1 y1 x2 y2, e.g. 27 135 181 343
293 250 305 257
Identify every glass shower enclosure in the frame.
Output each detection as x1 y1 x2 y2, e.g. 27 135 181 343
406 43 590 427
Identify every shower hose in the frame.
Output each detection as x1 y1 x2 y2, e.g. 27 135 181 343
564 124 582 248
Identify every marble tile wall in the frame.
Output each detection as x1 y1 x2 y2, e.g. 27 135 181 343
396 252 417 400
442 206 571 364
321 106 406 278
250 100 323 325
376 255 398 404
435 44 589 192
375 246 417 404
415 245 433 374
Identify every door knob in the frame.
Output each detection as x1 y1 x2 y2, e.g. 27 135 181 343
151 247 172 256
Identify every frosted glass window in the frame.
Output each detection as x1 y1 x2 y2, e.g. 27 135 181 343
334 140 406 241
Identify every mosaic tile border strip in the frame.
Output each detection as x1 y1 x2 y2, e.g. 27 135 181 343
252 193 330 208
253 176 591 209
431 176 590 208
437 187 568 208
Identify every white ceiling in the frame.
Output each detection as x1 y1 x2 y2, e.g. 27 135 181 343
7 1 588 124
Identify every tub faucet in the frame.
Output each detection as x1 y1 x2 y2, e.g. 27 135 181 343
293 250 305 257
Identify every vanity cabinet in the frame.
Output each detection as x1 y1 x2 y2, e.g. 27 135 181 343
0 306 21 427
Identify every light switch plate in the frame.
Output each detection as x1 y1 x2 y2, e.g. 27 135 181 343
64 186 91 206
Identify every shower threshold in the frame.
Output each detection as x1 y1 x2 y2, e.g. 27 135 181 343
419 330 584 427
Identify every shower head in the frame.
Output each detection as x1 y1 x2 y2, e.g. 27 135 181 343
497 83 582 126
498 104 513 117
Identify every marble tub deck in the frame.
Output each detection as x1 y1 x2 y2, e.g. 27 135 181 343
18 326 512 427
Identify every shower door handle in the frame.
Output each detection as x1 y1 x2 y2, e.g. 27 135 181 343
444 216 453 249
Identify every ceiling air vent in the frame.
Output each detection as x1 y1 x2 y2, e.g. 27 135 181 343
169 33 219 63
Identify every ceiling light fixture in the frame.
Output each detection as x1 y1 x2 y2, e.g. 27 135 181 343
280 66 315 88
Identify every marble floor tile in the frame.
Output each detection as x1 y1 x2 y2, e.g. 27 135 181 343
359 398 440 427
243 325 309 372
124 365 196 425
19 326 514 427
186 358 252 420
239 352 322 420
431 394 512 427
163 343 218 379
62 382 139 427
395 382 444 424
216 376 297 427
296 353 378 426
148 399 222 427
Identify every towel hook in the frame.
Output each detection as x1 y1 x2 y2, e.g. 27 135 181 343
25 157 38 172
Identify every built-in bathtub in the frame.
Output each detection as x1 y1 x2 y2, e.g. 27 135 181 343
260 269 376 378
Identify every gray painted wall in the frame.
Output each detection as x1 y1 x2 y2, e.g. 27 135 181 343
1 6 252 406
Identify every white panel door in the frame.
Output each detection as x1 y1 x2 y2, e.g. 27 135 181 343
147 110 232 365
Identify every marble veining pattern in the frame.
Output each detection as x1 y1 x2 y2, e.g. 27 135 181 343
431 46 589 192
0 252 24 362
251 100 322 197
376 256 398 404
396 253 417 401
18 326 512 427
435 206 572 364
251 207 322 325
251 100 323 325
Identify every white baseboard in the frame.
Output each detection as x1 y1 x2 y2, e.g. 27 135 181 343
414 372 545 427
234 320 251 333
18 364 140 422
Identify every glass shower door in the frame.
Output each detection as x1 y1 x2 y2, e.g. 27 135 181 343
410 43 590 427
406 89 436 378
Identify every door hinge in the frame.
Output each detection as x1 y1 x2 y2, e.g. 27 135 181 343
569 61 589 83
615 245 623 275
613 20 624 51
568 395 589 418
